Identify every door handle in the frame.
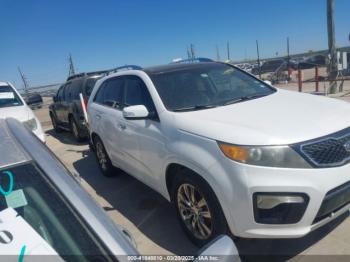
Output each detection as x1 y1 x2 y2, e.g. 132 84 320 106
118 123 126 130
95 114 101 120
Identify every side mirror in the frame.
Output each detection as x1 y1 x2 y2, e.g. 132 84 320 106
264 80 272 86
195 235 240 262
52 95 57 103
123 105 149 120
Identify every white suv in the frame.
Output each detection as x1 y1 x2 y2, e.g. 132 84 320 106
88 60 350 246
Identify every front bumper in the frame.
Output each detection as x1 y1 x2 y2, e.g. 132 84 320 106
210 158 350 239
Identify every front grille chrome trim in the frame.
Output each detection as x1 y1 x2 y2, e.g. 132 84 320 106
293 127 350 168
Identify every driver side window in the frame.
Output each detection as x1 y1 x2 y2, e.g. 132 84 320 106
124 76 156 113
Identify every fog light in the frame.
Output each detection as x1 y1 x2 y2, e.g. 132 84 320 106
253 193 309 224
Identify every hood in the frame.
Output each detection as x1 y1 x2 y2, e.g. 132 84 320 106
174 89 350 145
0 105 32 122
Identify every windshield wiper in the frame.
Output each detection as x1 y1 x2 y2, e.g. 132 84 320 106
173 104 217 112
223 93 269 106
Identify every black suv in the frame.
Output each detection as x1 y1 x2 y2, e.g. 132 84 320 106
49 71 105 141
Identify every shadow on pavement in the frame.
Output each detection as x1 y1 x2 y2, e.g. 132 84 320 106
72 150 349 259
73 150 199 255
45 129 88 146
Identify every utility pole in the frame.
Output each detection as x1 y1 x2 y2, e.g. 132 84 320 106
18 67 29 93
190 44 196 59
187 46 191 59
68 54 76 77
216 45 221 61
227 41 230 61
256 40 261 79
327 0 338 93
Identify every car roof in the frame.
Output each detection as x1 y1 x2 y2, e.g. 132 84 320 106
0 119 31 169
0 81 10 86
143 61 225 75
2 118 138 256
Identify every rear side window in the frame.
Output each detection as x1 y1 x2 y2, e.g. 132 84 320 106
70 79 83 100
94 77 124 108
124 76 155 112
57 86 65 102
64 83 72 102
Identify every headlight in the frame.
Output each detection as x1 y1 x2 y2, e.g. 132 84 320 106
217 142 311 168
23 118 38 131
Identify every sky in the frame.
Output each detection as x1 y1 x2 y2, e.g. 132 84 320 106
1 0 349 88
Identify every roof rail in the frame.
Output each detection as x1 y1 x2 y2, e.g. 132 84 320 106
171 57 214 64
106 65 143 75
66 70 109 81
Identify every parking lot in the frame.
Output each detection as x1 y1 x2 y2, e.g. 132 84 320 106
34 89 350 260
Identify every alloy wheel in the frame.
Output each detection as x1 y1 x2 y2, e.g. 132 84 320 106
177 183 213 240
96 142 108 171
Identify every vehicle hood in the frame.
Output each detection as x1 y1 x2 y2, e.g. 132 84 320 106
174 89 350 145
0 105 32 122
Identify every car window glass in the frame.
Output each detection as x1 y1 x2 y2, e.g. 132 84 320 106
0 162 111 260
85 77 101 97
0 85 23 108
64 83 72 102
93 82 107 104
103 77 124 109
70 79 83 100
124 76 155 112
149 63 275 111
57 86 65 102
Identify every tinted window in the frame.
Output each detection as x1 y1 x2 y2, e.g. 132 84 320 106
64 83 72 102
124 76 155 112
57 86 65 102
0 162 111 260
84 77 101 97
148 63 275 111
94 77 124 108
0 85 23 108
70 79 83 100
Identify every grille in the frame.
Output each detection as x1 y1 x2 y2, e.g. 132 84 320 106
295 127 350 168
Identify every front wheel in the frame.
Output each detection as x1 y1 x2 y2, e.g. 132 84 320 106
172 170 228 247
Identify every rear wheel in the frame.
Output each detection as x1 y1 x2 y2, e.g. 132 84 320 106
50 113 62 133
93 136 117 177
69 117 83 142
172 169 228 247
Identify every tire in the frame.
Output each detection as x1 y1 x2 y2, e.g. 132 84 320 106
93 136 117 177
50 113 62 133
172 169 228 247
69 116 83 142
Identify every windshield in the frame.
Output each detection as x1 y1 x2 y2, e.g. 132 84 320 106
0 162 113 261
149 63 275 111
0 85 23 108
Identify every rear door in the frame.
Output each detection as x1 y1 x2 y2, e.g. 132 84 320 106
61 82 72 124
89 77 126 167
54 85 66 123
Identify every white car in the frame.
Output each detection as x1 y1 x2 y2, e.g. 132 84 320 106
0 82 45 142
88 60 350 246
